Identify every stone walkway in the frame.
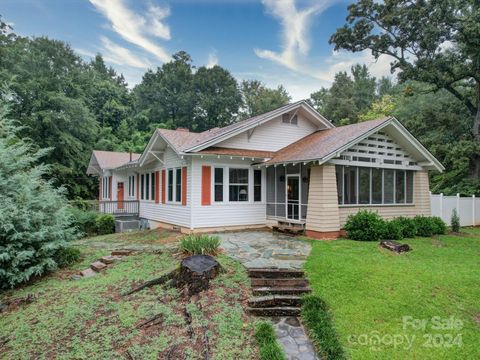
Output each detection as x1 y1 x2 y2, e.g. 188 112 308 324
218 230 318 360
218 231 311 269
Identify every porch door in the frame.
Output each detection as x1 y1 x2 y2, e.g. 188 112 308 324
117 182 124 210
286 175 300 220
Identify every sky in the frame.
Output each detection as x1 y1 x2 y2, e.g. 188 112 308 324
1 0 393 100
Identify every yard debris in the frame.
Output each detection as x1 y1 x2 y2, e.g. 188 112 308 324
0 335 10 349
70 274 82 281
124 272 175 296
135 314 163 329
90 261 107 272
380 240 411 253
0 293 37 313
80 268 97 278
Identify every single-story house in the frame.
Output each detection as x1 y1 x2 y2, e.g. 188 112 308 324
86 100 443 239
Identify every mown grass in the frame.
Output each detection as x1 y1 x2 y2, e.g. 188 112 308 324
303 228 480 359
0 229 257 359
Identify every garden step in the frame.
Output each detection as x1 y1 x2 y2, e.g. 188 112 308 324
80 268 96 278
251 278 309 287
247 295 302 308
247 306 301 317
111 249 134 256
100 255 120 264
247 268 304 279
90 261 107 272
252 286 312 296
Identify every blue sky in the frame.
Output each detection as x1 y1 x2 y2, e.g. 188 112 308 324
2 0 392 100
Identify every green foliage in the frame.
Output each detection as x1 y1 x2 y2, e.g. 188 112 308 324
393 216 417 238
179 234 220 255
53 247 81 268
382 219 404 240
359 95 395 122
0 106 78 289
254 321 286 360
451 209 461 233
413 216 447 237
69 207 98 237
344 210 385 241
239 80 291 119
95 214 115 235
301 295 346 360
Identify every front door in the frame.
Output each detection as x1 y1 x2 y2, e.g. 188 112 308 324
286 175 300 220
117 182 124 210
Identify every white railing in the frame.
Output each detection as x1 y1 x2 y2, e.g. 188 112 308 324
430 193 480 226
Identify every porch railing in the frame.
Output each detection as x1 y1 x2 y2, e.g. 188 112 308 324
99 200 140 216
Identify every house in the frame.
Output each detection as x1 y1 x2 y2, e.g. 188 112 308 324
86 100 443 239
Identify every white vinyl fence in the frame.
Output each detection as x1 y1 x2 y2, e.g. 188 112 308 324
430 193 480 226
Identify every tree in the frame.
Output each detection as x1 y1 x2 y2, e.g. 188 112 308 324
351 64 376 112
193 65 242 131
359 95 395 121
0 103 77 289
239 80 291 119
330 0 480 175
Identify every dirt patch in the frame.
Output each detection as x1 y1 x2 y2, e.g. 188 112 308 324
474 314 480 326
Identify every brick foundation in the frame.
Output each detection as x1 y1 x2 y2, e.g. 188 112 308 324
305 229 346 240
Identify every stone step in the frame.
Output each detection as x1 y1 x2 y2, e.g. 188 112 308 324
247 306 301 317
80 268 96 278
111 249 134 256
247 295 302 308
90 261 107 272
252 286 312 296
100 255 120 264
251 278 309 287
247 268 305 279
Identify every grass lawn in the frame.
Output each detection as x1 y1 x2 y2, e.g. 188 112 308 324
0 229 258 359
304 228 480 359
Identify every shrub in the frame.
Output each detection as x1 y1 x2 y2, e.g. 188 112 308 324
95 214 115 235
301 295 346 360
393 216 417 238
382 219 404 240
0 108 78 289
254 321 286 360
451 209 461 233
344 210 385 241
54 247 81 268
413 216 447 237
69 207 98 237
431 216 447 235
180 234 221 255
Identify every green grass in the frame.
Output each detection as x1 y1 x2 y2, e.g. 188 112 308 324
303 228 480 359
180 234 221 255
254 321 286 360
0 229 257 359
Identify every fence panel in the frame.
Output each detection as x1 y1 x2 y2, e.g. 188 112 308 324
430 193 478 227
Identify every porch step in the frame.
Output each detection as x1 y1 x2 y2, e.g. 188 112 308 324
247 306 301 317
273 225 304 235
248 295 302 308
251 278 309 287
248 268 304 279
252 286 312 296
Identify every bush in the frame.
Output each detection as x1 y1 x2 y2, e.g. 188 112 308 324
69 207 98 236
254 321 286 360
95 214 115 235
301 295 346 360
180 234 221 255
413 216 447 237
451 209 461 233
382 219 404 240
393 216 417 238
344 210 385 241
54 247 81 268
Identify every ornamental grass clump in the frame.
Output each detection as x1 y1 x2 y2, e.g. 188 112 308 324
180 234 221 255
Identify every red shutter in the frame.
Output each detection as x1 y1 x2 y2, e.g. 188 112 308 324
99 177 102 200
201 166 211 206
109 176 112 200
161 170 166 204
155 170 160 204
181 167 187 206
136 174 139 200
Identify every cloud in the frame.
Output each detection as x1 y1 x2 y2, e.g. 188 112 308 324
206 51 218 68
100 36 151 69
255 0 333 71
89 0 171 62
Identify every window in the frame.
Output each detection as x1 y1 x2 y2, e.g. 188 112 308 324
128 175 135 197
254 169 262 202
102 176 111 199
229 168 249 201
336 165 414 205
214 168 224 202
140 174 145 200
282 113 298 125
176 168 182 202
168 169 174 202
151 172 156 201
145 173 150 200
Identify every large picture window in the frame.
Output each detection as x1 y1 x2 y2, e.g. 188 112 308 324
336 165 414 205
229 168 249 202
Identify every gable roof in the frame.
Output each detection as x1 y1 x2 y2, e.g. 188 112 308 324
196 147 276 158
87 150 141 175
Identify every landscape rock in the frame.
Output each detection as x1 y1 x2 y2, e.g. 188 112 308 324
100 255 120 264
111 249 134 256
80 268 96 278
90 261 107 272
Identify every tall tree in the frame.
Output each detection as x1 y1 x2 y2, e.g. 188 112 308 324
239 80 291 119
330 0 480 175
193 65 242 131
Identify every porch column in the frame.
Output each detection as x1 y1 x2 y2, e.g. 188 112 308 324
305 164 341 239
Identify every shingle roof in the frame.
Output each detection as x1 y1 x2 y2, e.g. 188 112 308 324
92 150 141 169
196 147 276 158
263 117 391 165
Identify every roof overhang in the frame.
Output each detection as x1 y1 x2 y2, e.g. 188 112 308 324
86 152 102 175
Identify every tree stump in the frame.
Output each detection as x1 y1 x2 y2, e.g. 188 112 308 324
380 240 411 253
175 255 220 296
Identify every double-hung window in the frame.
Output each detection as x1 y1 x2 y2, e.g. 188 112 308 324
214 168 224 202
253 169 262 202
175 168 182 202
128 175 135 197
168 169 174 202
167 168 182 203
229 168 249 202
140 174 145 200
102 176 111 199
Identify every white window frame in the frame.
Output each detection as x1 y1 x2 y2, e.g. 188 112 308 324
166 167 182 204
212 167 226 203
228 167 250 202
128 175 135 198
102 176 111 200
